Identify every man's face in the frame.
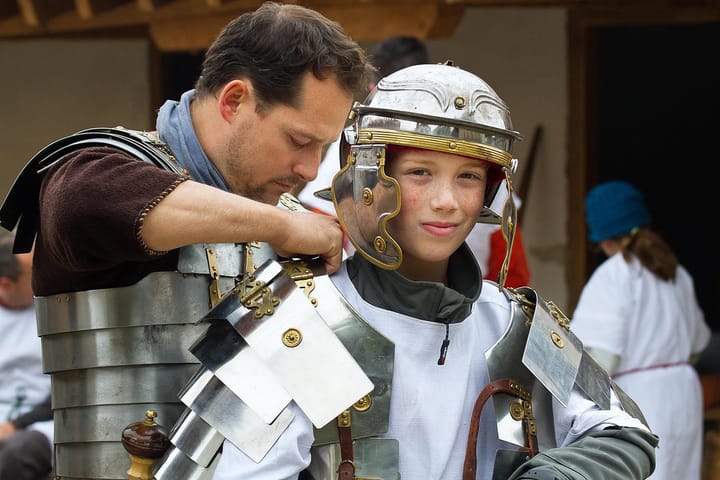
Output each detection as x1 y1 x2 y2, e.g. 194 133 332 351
220 72 353 205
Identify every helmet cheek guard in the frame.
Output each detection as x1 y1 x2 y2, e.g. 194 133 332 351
332 141 402 270
332 62 522 284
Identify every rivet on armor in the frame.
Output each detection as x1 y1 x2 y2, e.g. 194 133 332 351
282 328 303 348
454 96 466 109
338 410 351 427
362 188 374 205
509 402 525 421
550 331 564 348
374 236 387 253
449 141 458 150
527 417 538 435
367 132 373 140
353 394 373 412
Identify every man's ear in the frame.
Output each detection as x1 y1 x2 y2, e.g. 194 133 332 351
218 79 251 122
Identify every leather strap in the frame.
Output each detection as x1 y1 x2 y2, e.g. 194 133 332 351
337 410 355 480
463 378 537 480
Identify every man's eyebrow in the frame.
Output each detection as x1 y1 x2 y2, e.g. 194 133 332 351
288 128 324 143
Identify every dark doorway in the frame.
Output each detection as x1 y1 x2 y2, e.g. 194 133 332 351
151 51 205 115
592 22 720 331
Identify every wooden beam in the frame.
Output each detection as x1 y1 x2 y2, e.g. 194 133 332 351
0 2 20 21
75 0 127 19
17 0 75 27
150 3 465 51
150 13 237 51
318 3 465 41
449 0 582 4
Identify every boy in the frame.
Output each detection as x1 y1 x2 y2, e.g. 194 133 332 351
209 62 658 479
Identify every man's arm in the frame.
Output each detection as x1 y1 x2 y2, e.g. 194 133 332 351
41 147 344 275
141 180 344 274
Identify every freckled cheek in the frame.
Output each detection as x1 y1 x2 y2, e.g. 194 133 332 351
399 191 423 213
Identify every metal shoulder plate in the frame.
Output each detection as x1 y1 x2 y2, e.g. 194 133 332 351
507 286 643 418
486 285 642 458
0 126 184 253
155 259 380 479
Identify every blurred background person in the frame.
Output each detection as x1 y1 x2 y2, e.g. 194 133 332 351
298 35 531 287
570 180 710 480
0 231 52 480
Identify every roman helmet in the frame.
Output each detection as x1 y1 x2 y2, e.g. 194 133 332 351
331 61 522 285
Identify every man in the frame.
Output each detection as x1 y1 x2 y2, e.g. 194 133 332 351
0 232 52 480
0 2 373 478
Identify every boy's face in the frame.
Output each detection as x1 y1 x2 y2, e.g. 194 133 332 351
385 148 488 281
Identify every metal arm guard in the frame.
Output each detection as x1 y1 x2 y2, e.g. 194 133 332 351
478 285 647 479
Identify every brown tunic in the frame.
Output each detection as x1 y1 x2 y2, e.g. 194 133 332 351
33 146 189 296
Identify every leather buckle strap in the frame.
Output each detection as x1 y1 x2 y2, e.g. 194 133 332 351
337 410 355 480
463 378 537 480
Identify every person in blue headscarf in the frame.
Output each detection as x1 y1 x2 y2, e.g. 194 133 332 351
571 180 711 480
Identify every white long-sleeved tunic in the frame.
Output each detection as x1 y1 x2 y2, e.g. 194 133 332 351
570 253 710 480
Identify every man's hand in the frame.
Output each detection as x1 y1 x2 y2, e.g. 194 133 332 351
272 210 344 274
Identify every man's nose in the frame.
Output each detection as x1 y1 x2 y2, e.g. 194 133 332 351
292 147 323 182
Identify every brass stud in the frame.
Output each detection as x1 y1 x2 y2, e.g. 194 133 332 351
448 141 458 150
338 410 351 427
509 402 524 420
282 328 302 348
362 188 373 205
374 236 387 253
353 395 372 412
454 96 466 109
550 331 564 348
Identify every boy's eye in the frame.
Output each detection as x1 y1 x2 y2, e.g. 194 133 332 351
460 172 482 180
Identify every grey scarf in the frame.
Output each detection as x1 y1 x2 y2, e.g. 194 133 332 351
156 89 229 191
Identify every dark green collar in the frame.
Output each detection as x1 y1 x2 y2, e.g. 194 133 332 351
345 243 482 324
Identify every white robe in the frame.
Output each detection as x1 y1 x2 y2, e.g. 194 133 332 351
0 304 53 445
570 253 710 480
213 263 648 480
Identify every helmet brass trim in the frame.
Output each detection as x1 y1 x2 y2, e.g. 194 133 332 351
357 128 513 169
